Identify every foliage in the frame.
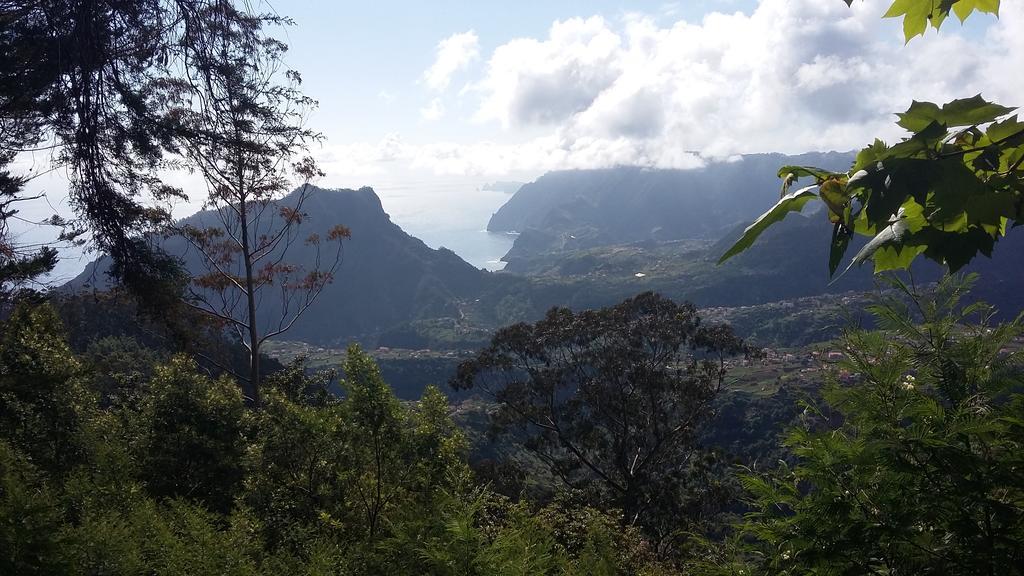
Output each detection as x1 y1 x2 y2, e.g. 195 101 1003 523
0 441 73 575
242 345 472 567
453 291 747 545
132 356 246 513
720 275 1024 575
0 302 92 476
69 498 268 576
82 335 161 407
0 308 694 574
407 490 678 576
720 2 1021 277
868 0 1001 43
0 0 305 294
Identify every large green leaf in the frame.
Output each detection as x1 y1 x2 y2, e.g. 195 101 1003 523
939 95 1013 127
897 96 1013 132
839 201 927 277
952 0 999 22
776 166 842 182
884 0 934 41
718 185 819 264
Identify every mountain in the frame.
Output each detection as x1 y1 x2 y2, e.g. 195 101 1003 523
65 163 1024 354
481 155 1024 325
67 186 492 346
488 152 856 262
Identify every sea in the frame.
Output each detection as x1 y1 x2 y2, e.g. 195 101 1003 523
370 177 521 271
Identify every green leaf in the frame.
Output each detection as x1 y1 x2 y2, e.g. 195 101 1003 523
718 185 819 264
776 166 842 183
829 222 852 277
864 158 930 224
921 227 997 270
965 189 1015 230
939 95 1013 127
983 114 1024 143
839 201 927 277
928 159 985 229
884 0 932 41
896 101 943 132
873 242 928 273
897 96 1012 132
853 139 890 172
952 0 1000 22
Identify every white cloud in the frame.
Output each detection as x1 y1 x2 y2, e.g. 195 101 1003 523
420 98 445 121
422 30 480 92
473 16 621 127
316 133 704 180
467 0 1021 160
336 0 1022 177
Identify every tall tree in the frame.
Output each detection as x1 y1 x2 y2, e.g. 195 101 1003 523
452 292 747 544
0 1 299 296
167 0 347 404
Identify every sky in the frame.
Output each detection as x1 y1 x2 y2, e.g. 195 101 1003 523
275 0 1022 186
10 0 1024 278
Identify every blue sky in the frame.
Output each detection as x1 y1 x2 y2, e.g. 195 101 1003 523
251 0 1016 189
276 1 757 141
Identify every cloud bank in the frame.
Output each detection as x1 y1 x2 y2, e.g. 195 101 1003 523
325 0 1023 179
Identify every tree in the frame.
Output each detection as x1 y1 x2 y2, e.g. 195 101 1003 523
338 346 470 543
132 355 245 513
1 0 328 309
452 292 747 544
0 155 62 307
0 302 92 476
242 348 470 566
168 0 348 404
719 0 1021 277
0 440 75 575
719 275 1024 575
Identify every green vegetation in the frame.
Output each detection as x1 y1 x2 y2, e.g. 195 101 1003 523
453 292 748 548
4 1 1024 573
0 300 695 574
701 275 1024 574
6 275 1024 574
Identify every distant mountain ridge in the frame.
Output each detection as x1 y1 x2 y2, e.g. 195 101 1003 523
65 161 1024 352
487 152 856 261
67 186 492 346
484 154 1024 323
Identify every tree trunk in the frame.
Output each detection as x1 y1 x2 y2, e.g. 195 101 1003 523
239 195 261 407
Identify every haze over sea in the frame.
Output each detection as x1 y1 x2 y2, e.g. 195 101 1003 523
368 177 518 271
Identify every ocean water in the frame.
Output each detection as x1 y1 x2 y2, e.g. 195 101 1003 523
411 227 516 271
371 178 520 271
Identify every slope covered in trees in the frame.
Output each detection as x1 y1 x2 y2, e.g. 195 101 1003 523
487 153 854 251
